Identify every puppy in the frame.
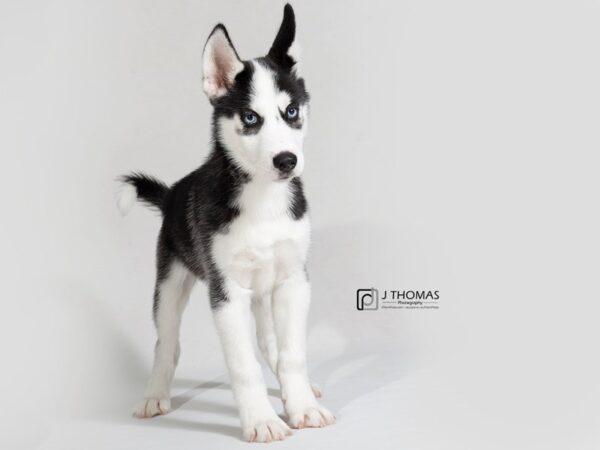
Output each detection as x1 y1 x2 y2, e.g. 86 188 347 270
119 4 334 442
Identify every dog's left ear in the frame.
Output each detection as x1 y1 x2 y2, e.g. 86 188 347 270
267 4 300 73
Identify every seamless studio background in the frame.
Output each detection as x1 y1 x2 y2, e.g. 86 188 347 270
1 1 599 449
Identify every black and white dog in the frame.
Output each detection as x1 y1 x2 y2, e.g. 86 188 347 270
118 4 334 442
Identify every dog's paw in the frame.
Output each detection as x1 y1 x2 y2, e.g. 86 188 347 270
287 403 335 429
310 382 322 398
243 416 292 443
132 397 171 418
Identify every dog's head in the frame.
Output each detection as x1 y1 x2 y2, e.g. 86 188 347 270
202 4 309 181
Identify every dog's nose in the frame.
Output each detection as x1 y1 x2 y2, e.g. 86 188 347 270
273 151 297 172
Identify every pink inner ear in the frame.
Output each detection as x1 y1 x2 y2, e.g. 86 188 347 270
214 52 236 90
204 32 243 98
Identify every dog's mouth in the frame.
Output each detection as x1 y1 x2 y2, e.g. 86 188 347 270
276 171 294 181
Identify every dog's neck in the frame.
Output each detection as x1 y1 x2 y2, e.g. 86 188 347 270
209 140 297 221
237 175 293 220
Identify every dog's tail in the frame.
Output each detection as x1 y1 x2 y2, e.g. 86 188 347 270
117 172 170 216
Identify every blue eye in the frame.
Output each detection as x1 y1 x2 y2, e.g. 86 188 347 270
286 105 299 120
242 111 258 126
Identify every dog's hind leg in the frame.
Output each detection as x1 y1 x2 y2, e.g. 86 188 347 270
252 295 322 399
133 257 195 418
251 295 279 375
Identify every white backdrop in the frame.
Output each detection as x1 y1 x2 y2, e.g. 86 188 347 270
1 1 599 449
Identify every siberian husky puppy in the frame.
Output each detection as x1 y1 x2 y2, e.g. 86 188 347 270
119 4 334 442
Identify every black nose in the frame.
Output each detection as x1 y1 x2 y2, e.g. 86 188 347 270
273 151 297 172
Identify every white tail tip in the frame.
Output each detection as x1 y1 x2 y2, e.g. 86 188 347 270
117 184 137 216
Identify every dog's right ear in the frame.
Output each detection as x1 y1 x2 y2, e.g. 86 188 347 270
268 4 299 73
202 24 244 100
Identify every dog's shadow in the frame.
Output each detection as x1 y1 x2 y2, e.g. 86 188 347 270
169 379 283 414
134 416 241 440
133 346 409 441
130 378 285 441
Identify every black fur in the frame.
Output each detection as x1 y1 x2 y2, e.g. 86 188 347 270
122 4 309 310
121 173 169 212
147 143 249 309
268 4 297 71
259 57 310 110
211 61 255 117
289 177 307 220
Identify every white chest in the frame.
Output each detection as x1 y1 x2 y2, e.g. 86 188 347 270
211 181 310 296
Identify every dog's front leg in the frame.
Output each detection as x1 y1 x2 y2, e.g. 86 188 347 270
272 272 335 428
211 278 291 442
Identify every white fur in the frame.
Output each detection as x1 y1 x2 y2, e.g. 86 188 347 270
212 180 310 296
212 283 291 441
252 294 279 374
117 184 137 216
288 41 302 75
133 262 195 418
209 173 334 436
271 270 334 428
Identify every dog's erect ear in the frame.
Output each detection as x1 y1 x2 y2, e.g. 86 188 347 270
267 4 299 72
202 24 244 99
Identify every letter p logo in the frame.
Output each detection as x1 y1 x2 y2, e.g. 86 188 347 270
356 288 379 310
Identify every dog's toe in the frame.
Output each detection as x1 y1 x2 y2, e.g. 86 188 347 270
310 382 322 398
132 397 171 418
244 416 291 443
289 404 335 429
